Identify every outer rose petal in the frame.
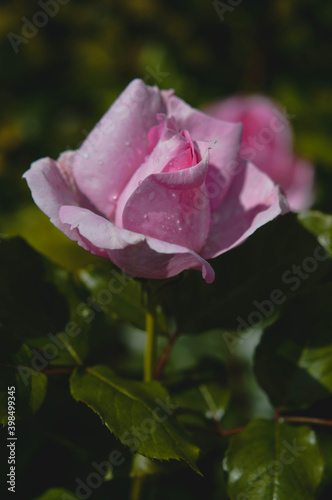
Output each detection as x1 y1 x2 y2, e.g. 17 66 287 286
73 79 167 219
285 158 315 212
22 154 108 258
201 161 289 260
58 206 215 283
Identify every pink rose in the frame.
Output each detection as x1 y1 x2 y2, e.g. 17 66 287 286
24 80 288 283
205 95 314 212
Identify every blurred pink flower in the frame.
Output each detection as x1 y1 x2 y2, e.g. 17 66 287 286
205 95 314 212
24 80 288 283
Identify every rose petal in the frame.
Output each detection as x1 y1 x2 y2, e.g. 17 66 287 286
121 154 210 253
73 79 167 219
205 95 315 210
205 95 293 151
164 94 243 186
114 125 191 227
285 158 315 212
59 206 215 283
23 154 108 257
202 161 289 259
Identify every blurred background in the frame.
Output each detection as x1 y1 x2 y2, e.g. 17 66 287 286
1 2 332 499
0 0 332 269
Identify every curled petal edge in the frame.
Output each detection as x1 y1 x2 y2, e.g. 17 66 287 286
59 206 215 283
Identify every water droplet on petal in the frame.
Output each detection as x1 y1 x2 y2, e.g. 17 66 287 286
138 180 142 185
148 191 156 201
112 194 118 201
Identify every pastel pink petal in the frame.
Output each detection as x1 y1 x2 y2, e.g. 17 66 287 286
108 240 215 282
285 158 315 212
165 94 243 178
202 161 289 259
115 128 191 227
58 206 215 283
156 151 209 189
121 154 210 253
73 79 167 219
147 114 178 153
23 155 108 258
206 95 293 149
206 96 295 187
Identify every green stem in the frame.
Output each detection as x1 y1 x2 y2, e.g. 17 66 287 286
144 308 156 382
130 475 146 500
130 302 156 498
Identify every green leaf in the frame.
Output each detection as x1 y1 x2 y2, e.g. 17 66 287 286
0 236 92 367
34 488 78 500
316 429 332 494
155 214 331 334
175 382 230 421
169 359 230 421
0 345 47 423
70 365 200 472
254 283 332 409
0 237 69 352
130 453 169 477
78 265 168 334
224 419 324 500
78 265 146 329
298 210 332 257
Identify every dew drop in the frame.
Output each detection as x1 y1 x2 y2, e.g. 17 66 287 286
138 180 142 185
112 194 118 201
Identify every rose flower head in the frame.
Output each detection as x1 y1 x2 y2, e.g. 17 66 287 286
24 80 288 283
